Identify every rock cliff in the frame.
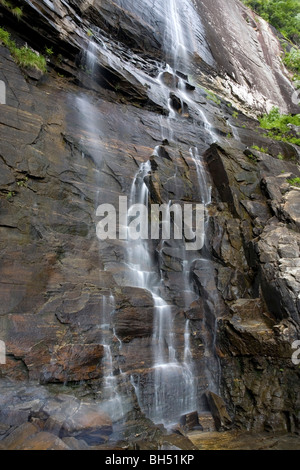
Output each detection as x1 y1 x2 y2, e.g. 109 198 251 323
0 0 299 449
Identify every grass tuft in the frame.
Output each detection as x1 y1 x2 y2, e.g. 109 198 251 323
0 27 46 73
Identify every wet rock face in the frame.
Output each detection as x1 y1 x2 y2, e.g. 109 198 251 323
196 0 298 114
0 0 299 440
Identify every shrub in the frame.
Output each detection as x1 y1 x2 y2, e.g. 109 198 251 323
241 0 300 45
0 27 11 46
259 107 300 146
12 46 47 71
0 27 47 73
259 106 300 132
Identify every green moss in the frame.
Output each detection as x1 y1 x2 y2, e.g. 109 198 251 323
0 27 47 73
204 89 221 106
232 111 239 119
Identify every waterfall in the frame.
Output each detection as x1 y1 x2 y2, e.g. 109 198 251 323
138 0 220 422
126 162 198 425
78 2 220 428
161 0 215 70
189 147 220 395
100 295 126 422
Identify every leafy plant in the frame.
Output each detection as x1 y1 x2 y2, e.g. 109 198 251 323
252 145 268 153
0 27 47 73
287 177 300 187
45 46 53 57
277 153 285 160
232 111 239 119
0 1 23 19
0 0 12 10
283 46 300 82
11 6 22 19
13 46 47 72
16 177 28 187
6 191 15 200
0 27 11 45
241 0 300 45
259 106 300 145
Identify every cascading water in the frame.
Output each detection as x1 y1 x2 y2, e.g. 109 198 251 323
76 0 220 428
189 147 220 395
161 0 215 70
127 161 198 424
127 0 220 423
100 295 125 422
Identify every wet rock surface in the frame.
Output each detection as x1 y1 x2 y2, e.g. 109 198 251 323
0 0 299 450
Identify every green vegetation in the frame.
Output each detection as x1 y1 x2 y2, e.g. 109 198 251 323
277 153 285 160
251 145 268 153
287 177 300 187
259 107 300 146
11 6 22 19
16 177 28 188
205 89 221 106
247 153 258 162
6 191 15 200
45 46 53 57
13 46 47 72
283 47 300 83
241 0 300 45
0 27 47 73
0 0 23 19
232 111 239 119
